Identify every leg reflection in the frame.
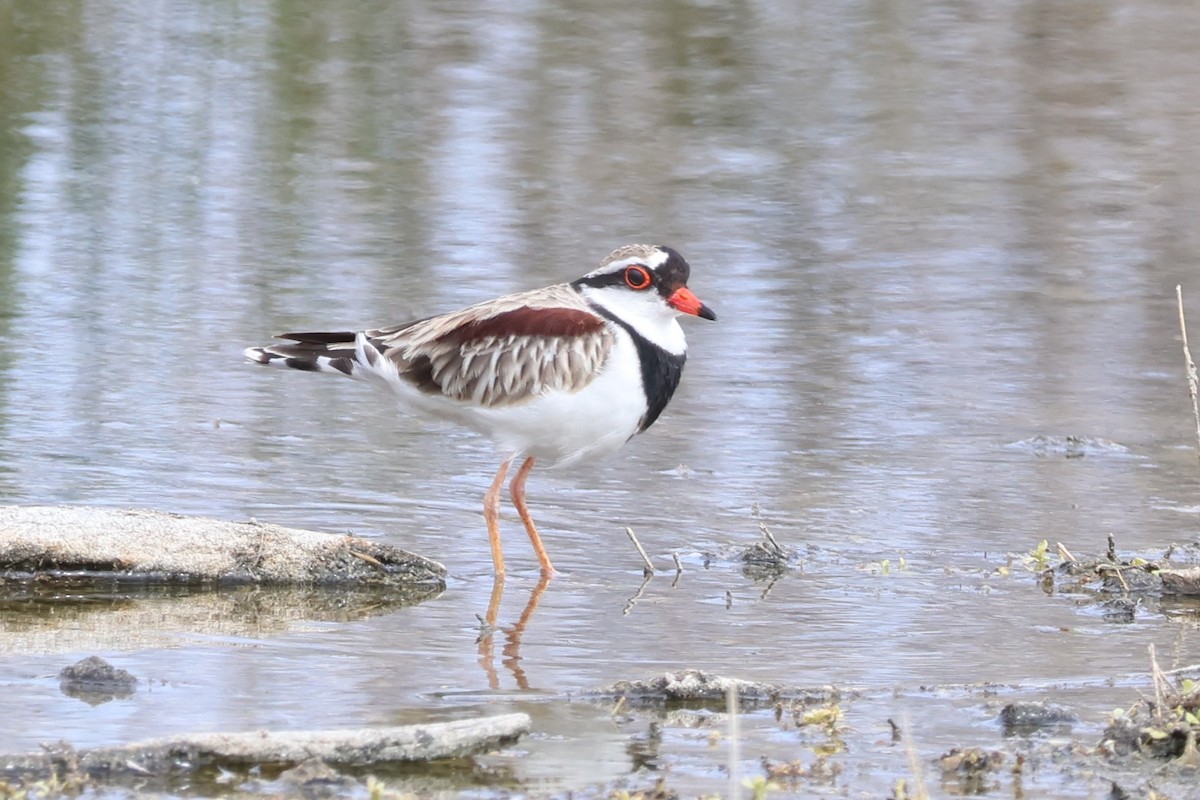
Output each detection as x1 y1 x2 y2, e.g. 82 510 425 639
477 574 506 690
476 571 551 690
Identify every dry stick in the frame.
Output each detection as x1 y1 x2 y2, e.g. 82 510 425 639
349 550 386 570
1150 644 1167 720
1163 661 1200 677
1178 285 1200 470
624 527 655 576
670 553 684 589
898 714 931 800
759 521 784 557
1113 564 1131 595
727 684 742 800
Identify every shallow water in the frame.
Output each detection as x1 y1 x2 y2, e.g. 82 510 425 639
2 0 1200 795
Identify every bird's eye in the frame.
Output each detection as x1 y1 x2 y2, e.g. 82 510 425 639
624 265 652 290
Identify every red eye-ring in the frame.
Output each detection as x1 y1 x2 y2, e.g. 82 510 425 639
624 265 652 290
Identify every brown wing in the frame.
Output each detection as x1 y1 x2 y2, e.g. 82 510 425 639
364 286 614 407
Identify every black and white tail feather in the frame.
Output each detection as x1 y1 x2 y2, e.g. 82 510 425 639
246 329 392 379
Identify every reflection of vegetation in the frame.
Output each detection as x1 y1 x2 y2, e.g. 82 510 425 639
0 3 82 299
0 5 66 482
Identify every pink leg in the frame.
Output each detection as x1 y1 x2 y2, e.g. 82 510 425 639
484 456 514 579
510 456 555 576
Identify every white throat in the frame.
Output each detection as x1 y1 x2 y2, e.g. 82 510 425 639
578 285 688 356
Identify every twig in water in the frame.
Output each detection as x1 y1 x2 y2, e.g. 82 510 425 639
622 572 652 616
760 521 784 557
752 501 785 557
1150 644 1168 720
727 684 742 800
1177 286 1200 471
671 552 684 588
1115 565 1131 595
1163 661 1200 677
1096 562 1132 595
1056 542 1075 563
898 713 930 800
624 527 655 576
474 613 498 640
611 696 627 719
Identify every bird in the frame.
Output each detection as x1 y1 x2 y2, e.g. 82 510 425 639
244 244 716 578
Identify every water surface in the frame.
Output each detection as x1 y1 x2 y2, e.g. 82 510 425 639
2 0 1199 795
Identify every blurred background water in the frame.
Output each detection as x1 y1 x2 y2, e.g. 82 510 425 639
1 0 1199 794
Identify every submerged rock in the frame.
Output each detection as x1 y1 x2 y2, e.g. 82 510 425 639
1006 435 1131 458
272 758 361 799
591 669 846 706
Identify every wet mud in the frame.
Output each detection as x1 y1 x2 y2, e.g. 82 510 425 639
3 542 1200 798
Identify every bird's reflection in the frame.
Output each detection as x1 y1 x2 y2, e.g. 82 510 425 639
477 572 550 689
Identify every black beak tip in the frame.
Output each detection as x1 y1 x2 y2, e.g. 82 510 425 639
699 304 717 321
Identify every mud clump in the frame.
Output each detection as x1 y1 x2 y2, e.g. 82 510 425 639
1099 673 1200 765
58 656 137 704
1041 540 1200 599
739 539 797 580
999 701 1077 735
937 747 1006 794
591 669 850 708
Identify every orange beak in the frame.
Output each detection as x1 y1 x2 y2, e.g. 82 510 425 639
667 287 717 321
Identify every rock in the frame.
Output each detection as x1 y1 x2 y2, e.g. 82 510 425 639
0 506 445 588
1160 566 1200 596
0 714 531 779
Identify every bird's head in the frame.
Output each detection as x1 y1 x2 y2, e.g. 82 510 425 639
572 244 717 338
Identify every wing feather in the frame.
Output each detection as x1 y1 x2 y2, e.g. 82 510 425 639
368 285 614 407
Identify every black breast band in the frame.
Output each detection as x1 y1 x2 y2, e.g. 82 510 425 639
589 305 687 433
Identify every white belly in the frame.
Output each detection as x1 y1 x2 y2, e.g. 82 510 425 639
459 328 647 466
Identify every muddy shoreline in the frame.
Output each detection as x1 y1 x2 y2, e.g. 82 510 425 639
4 508 1200 797
5 663 1200 798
